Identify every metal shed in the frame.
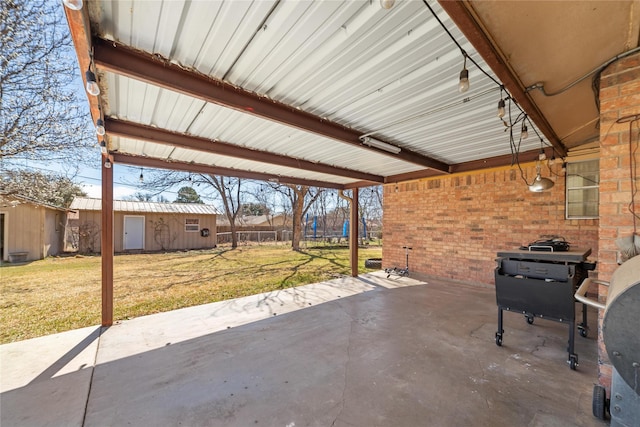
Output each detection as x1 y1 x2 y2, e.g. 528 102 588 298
69 197 220 253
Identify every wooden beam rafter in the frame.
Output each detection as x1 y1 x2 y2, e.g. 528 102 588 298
93 38 450 173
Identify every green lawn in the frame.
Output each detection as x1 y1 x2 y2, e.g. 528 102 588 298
0 244 382 344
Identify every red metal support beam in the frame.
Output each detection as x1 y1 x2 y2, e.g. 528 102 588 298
101 154 114 327
111 153 345 190
385 147 544 183
92 38 450 173
63 6 99 124
105 118 383 184
437 0 567 158
350 188 359 278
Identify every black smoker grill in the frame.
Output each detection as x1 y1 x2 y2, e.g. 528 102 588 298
494 248 593 370
575 255 640 425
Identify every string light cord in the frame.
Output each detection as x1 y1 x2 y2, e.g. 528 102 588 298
420 0 502 88
421 0 555 169
505 96 535 187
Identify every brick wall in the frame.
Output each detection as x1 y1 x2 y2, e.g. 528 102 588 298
596 51 640 391
383 163 599 286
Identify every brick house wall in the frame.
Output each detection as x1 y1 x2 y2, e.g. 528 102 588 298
383 162 599 286
596 51 640 391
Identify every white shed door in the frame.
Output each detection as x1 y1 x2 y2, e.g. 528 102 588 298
124 216 144 250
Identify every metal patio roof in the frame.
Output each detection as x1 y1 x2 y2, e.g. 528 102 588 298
64 0 637 189
64 0 552 189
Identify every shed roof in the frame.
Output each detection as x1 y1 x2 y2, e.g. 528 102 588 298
70 197 220 215
0 193 70 212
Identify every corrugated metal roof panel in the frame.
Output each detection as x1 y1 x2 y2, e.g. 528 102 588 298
70 197 220 214
88 0 548 187
106 74 423 176
114 138 385 186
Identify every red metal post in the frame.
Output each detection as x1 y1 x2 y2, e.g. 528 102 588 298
101 154 114 326
350 188 359 277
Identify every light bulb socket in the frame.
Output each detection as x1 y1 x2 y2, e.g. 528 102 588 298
96 119 106 136
458 68 469 93
538 148 546 161
85 70 100 96
521 124 528 140
497 99 506 118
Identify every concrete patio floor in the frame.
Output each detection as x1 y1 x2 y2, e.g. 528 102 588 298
1 271 606 427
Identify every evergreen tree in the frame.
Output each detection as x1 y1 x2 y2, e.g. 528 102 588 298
174 187 203 204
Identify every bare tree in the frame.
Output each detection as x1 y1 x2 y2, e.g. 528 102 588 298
272 185 323 251
1 0 94 164
358 185 383 239
128 192 154 202
201 175 243 248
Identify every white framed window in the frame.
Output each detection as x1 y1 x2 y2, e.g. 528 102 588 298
566 159 599 219
185 218 200 232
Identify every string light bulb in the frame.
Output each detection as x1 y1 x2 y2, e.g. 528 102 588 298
95 119 106 136
99 139 107 154
549 155 556 166
380 0 395 10
458 56 469 93
104 157 112 169
62 0 83 10
497 99 506 118
139 168 144 183
85 70 100 96
459 68 469 93
521 123 528 140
